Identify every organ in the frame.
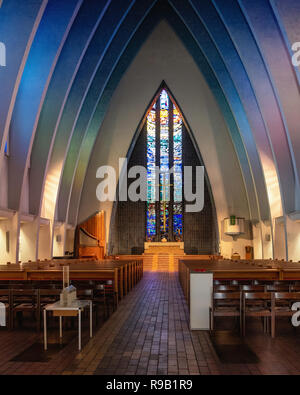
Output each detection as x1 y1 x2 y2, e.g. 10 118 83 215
75 211 105 260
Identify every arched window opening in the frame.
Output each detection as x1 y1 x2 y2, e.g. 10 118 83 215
146 88 183 241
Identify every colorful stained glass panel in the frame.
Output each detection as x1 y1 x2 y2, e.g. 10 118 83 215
147 203 156 236
146 104 156 235
146 90 184 238
160 91 169 234
173 104 183 235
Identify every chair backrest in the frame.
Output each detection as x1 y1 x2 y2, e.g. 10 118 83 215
213 292 241 300
241 285 265 292
274 292 300 301
77 289 93 298
213 280 229 286
253 280 268 285
214 285 240 292
273 281 287 285
0 289 10 297
243 292 272 300
11 289 36 296
0 289 11 306
231 280 251 286
266 284 290 292
39 289 61 296
11 289 38 304
290 285 300 292
9 283 34 289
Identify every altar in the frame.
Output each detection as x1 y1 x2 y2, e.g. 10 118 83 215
144 242 184 255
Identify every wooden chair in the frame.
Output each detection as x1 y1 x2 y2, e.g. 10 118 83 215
93 283 110 320
0 282 10 289
103 281 118 312
38 289 61 331
76 289 98 324
9 283 34 289
71 280 94 290
38 288 61 304
77 289 93 300
243 292 274 337
0 289 11 329
290 285 300 292
273 292 300 337
209 292 242 332
11 289 39 330
266 284 291 308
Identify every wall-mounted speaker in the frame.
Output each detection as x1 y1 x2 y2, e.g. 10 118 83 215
56 235 62 243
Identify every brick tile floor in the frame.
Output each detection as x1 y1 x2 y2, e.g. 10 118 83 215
1 271 300 375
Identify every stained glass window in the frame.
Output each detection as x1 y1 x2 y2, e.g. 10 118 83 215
146 103 156 236
146 89 183 239
173 104 183 236
160 90 169 235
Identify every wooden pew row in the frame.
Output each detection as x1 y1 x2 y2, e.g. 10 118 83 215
0 259 143 307
173 255 222 272
114 256 144 283
0 264 119 304
30 257 143 286
52 256 144 286
179 259 300 308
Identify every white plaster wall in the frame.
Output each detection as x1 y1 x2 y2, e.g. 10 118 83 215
219 219 253 259
20 167 29 213
0 218 13 263
65 228 75 254
0 214 19 264
252 222 262 259
0 156 8 208
19 219 38 262
53 223 65 257
38 223 51 260
273 218 286 260
261 221 273 259
286 216 300 262
78 21 251 255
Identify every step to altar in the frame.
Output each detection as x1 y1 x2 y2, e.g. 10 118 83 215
143 253 183 272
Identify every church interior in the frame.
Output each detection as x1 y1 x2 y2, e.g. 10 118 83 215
0 0 300 377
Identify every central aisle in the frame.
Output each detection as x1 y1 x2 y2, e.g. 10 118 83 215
63 271 258 375
61 271 300 375
64 271 218 375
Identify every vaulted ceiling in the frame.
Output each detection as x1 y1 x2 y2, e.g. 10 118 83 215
0 0 299 233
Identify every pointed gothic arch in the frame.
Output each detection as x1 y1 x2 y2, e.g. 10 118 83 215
109 82 218 255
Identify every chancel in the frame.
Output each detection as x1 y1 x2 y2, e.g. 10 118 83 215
0 0 300 377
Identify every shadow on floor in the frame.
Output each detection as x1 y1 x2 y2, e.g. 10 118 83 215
210 331 260 364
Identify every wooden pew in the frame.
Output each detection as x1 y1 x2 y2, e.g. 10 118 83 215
0 257 144 307
178 259 288 308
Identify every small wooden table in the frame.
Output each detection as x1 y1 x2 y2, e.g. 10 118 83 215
43 300 92 351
